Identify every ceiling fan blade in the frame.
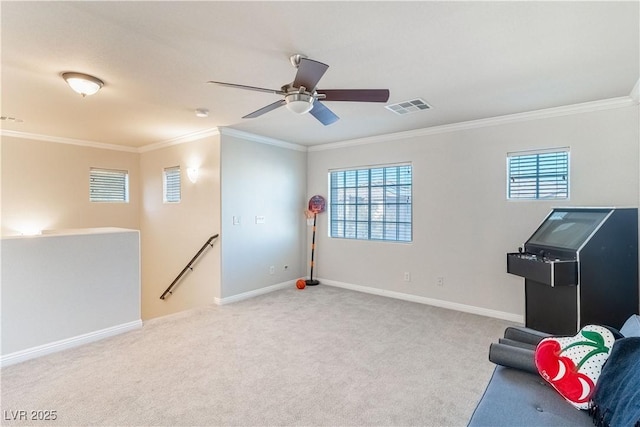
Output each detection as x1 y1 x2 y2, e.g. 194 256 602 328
293 58 329 90
317 89 390 103
243 99 286 118
309 101 339 126
208 81 284 95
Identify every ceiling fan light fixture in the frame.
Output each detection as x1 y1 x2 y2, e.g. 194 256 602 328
285 93 314 114
62 72 104 97
209 56 389 125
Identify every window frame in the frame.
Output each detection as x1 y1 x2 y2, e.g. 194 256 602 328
507 148 569 201
89 167 129 203
163 166 181 204
328 163 412 243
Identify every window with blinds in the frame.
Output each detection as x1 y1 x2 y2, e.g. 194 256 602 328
508 149 569 200
89 168 129 202
163 166 181 203
329 164 412 242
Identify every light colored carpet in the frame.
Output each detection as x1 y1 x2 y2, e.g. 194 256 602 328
1 285 514 426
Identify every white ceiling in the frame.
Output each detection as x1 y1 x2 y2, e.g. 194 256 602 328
1 1 639 149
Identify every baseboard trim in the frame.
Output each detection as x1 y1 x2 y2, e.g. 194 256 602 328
215 281 293 305
320 278 524 324
0 320 143 368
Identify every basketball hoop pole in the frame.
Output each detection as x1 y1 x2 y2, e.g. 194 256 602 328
306 212 320 286
305 194 325 286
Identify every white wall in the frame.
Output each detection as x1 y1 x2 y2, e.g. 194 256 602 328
1 129 307 321
3 101 636 326
220 130 307 299
307 105 639 320
139 135 221 319
1 229 141 365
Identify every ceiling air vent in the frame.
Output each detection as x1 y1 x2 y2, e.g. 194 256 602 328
385 98 431 115
0 116 24 123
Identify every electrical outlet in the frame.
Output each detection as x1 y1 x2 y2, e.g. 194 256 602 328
403 272 411 282
269 266 275 275
436 276 444 287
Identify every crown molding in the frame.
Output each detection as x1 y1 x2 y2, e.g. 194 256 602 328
0 130 139 153
137 128 220 153
308 96 637 152
219 127 307 152
4 95 636 154
0 126 302 154
1 128 222 154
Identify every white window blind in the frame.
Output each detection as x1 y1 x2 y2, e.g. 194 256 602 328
90 168 129 202
508 149 569 200
163 166 181 203
329 164 412 242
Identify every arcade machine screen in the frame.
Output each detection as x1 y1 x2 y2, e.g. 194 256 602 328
527 210 609 251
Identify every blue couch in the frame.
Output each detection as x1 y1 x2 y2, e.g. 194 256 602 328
468 315 640 426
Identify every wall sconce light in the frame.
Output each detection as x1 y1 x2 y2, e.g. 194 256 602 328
187 167 199 183
62 72 104 97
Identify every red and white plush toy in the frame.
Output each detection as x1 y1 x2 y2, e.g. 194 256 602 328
534 325 617 409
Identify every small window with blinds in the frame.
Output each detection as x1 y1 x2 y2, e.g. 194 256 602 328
329 164 412 242
163 166 181 203
90 168 129 202
508 149 569 200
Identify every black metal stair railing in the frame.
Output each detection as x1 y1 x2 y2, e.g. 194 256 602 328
160 234 219 300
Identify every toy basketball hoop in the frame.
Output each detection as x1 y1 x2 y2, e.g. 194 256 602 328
306 195 325 286
308 194 326 214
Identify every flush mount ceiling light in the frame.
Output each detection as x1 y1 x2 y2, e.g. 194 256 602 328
62 72 104 97
195 108 209 118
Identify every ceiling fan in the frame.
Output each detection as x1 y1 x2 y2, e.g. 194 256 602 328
208 54 390 126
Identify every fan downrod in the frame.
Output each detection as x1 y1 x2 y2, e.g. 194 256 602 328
289 53 308 69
